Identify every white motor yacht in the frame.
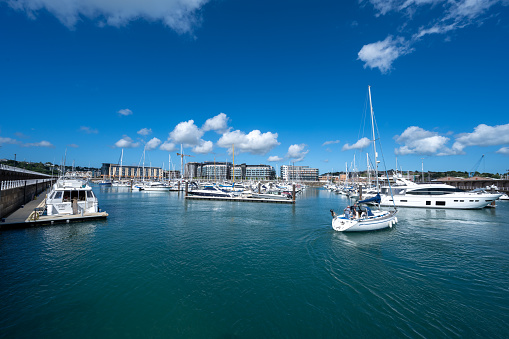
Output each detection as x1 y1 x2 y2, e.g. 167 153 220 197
46 176 100 216
378 178 501 209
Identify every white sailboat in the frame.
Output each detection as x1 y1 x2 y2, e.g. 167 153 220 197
331 86 398 232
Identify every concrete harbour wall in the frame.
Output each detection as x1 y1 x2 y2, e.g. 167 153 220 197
0 180 53 219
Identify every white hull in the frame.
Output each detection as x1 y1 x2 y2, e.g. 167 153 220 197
140 186 171 191
332 210 397 232
379 193 501 209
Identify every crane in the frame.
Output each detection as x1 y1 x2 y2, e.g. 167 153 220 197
176 145 194 179
468 154 485 178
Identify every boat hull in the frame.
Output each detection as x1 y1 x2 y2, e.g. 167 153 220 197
332 210 397 232
379 193 501 209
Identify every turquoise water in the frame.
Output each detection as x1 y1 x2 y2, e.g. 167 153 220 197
1 187 508 338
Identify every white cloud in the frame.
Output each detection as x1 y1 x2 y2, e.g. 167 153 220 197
137 128 152 136
322 140 340 146
192 140 213 154
342 137 372 151
114 136 140 148
394 126 452 155
358 36 413 73
452 123 509 153
160 141 177 152
268 156 283 162
360 0 508 72
118 108 133 116
68 143 79 148
7 0 208 34
170 120 204 146
145 137 162 151
217 130 280 155
286 144 309 162
0 137 20 145
80 126 98 134
497 147 509 155
202 113 230 133
24 140 54 148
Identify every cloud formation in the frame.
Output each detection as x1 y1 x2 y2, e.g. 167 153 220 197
170 120 204 146
193 140 213 154
268 156 283 162
202 113 230 134
160 141 177 152
342 137 372 151
394 126 452 155
24 140 54 148
145 137 162 151
6 0 209 34
286 144 309 162
359 0 508 72
358 36 413 73
114 136 140 148
497 147 509 155
217 130 280 155
80 126 98 134
118 108 133 116
0 137 20 145
68 143 79 148
452 123 509 153
322 140 340 146
137 128 152 136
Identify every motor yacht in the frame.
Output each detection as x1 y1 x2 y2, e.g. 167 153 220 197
378 178 501 209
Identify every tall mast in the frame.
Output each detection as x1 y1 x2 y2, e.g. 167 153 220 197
180 144 184 180
120 149 123 181
232 144 235 185
368 85 379 190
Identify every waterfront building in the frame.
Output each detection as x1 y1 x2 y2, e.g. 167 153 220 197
183 162 275 180
100 163 179 181
201 162 231 181
281 165 319 182
232 164 276 180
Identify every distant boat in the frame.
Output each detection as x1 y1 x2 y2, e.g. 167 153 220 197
139 181 171 191
331 86 398 232
498 193 509 201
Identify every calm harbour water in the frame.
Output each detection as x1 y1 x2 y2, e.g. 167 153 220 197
1 187 508 338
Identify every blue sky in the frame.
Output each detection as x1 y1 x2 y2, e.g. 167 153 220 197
1 0 508 174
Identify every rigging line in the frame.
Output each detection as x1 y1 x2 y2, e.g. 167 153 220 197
372 110 397 210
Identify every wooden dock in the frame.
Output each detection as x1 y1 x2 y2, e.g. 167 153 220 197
1 191 108 231
185 195 295 204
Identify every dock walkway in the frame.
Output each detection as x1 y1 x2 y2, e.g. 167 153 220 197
1 188 108 231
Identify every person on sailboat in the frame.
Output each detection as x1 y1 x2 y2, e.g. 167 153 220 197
344 205 351 219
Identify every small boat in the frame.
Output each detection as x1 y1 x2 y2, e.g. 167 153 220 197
139 181 171 191
331 194 398 232
331 86 398 232
499 193 509 201
188 185 233 198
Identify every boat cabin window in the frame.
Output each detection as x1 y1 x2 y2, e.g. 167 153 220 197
86 191 94 199
407 187 464 195
63 191 71 202
436 201 446 206
53 191 62 200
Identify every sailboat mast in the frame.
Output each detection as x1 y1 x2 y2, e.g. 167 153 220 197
232 144 235 185
368 85 379 190
120 149 123 181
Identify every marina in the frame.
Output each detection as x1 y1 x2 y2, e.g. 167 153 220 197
1 186 508 337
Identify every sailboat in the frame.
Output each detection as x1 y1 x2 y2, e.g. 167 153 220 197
331 86 398 232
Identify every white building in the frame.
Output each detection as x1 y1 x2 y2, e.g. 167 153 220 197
281 165 319 181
